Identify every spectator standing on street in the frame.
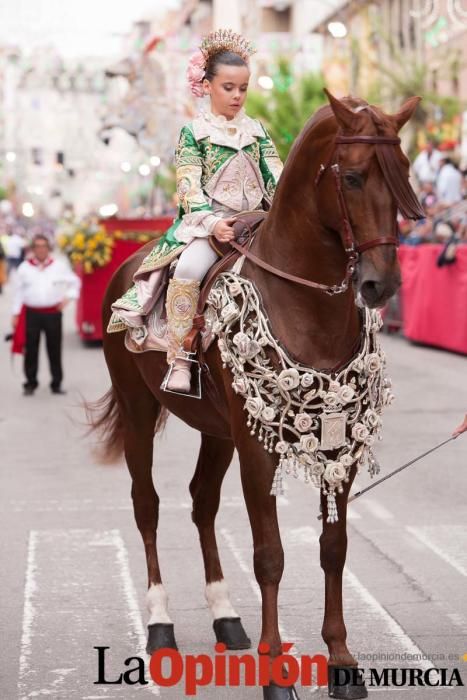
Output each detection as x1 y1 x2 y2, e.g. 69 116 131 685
12 234 81 396
412 138 443 186
4 228 26 274
0 239 6 293
436 156 463 206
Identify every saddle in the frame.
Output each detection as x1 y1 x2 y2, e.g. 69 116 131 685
183 210 267 354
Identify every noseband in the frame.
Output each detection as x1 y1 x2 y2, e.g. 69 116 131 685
231 132 404 296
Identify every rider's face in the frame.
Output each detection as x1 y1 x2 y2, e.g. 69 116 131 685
203 65 250 120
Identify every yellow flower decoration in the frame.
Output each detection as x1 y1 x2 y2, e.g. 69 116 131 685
57 220 115 274
56 221 163 274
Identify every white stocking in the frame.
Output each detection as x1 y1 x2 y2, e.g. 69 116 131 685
174 238 219 281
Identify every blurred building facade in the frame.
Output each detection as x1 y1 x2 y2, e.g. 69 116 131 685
314 0 467 103
0 45 153 218
11 1 465 219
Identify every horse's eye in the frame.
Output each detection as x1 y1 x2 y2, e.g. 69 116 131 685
343 173 363 189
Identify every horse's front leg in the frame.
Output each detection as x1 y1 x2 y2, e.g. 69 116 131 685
237 432 300 700
190 433 251 649
320 468 367 699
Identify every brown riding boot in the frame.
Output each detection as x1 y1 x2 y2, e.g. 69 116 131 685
163 278 200 394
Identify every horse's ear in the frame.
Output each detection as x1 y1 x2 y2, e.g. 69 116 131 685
390 96 421 132
324 88 359 132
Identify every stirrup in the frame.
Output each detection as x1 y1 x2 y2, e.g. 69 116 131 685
161 352 202 399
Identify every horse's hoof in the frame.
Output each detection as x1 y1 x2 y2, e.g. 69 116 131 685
328 666 368 699
146 623 178 654
263 682 300 700
213 617 251 650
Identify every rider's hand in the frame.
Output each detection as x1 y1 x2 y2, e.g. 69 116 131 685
212 218 235 243
12 315 19 330
453 414 467 437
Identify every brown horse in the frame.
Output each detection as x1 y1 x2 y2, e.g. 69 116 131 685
89 91 422 699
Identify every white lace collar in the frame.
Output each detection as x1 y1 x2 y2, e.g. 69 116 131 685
191 108 265 149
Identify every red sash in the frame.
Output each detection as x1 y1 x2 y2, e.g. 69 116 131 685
12 306 26 355
12 304 61 355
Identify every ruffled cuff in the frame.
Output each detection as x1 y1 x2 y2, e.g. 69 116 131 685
174 211 222 243
204 214 222 234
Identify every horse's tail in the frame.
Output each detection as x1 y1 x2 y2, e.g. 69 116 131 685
85 386 169 464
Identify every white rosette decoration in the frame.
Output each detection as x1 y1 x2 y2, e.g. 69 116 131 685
207 272 393 523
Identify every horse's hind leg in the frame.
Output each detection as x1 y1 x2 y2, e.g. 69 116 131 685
190 433 251 649
320 469 368 699
115 380 177 654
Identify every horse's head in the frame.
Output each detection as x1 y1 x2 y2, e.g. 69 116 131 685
316 90 423 308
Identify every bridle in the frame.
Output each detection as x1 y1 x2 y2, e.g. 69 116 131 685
316 134 402 252
231 131 404 296
313 132 402 293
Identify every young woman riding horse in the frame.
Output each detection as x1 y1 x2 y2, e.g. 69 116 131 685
93 28 423 700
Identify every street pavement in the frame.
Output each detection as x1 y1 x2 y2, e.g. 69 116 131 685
0 275 466 700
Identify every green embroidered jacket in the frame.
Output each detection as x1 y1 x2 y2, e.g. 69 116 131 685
136 116 283 275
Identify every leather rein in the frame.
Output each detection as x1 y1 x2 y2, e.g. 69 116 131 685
230 132 402 296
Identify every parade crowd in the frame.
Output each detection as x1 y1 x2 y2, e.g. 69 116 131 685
401 140 467 250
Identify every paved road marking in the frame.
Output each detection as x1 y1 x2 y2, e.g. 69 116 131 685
18 530 39 693
219 528 327 696
17 529 160 699
283 526 436 674
359 499 395 522
220 527 303 648
406 525 467 578
346 509 362 520
220 528 261 603
6 495 286 513
344 568 435 673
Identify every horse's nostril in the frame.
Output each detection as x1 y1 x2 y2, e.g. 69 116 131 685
360 280 385 305
362 280 382 294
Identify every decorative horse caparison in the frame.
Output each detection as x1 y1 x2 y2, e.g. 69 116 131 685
89 91 423 700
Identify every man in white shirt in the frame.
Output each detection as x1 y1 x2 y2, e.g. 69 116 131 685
412 139 443 186
436 157 463 206
12 234 81 396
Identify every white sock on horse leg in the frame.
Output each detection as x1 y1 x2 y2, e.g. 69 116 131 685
146 583 172 624
205 580 239 620
174 238 219 280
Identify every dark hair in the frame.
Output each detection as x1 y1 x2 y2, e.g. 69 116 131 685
441 157 459 169
32 233 51 248
204 50 249 82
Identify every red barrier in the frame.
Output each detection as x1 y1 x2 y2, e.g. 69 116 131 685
398 244 467 355
75 218 171 341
